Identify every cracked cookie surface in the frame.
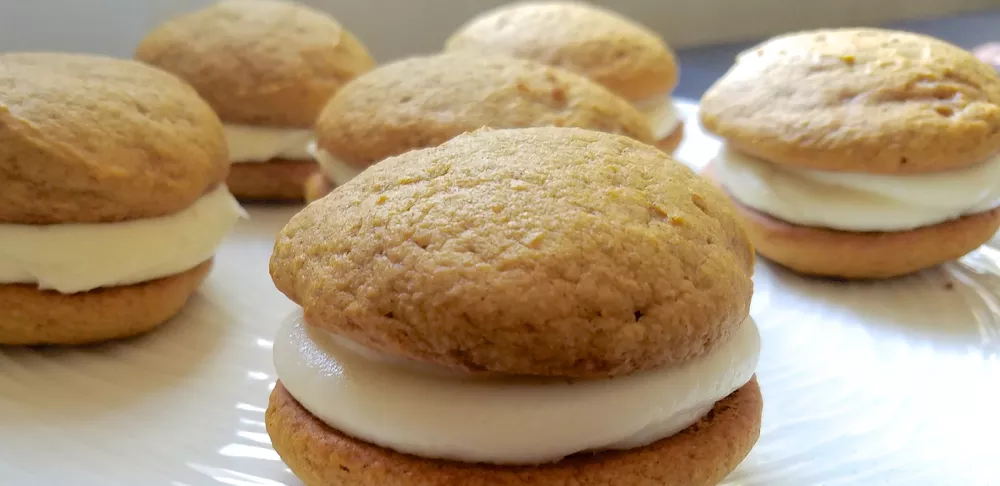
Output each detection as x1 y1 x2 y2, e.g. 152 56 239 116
136 0 375 127
271 127 753 378
445 1 678 102
0 52 227 224
701 28 1000 174
315 53 655 168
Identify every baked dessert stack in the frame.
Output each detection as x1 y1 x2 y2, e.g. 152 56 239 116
702 28 1000 279
304 52 658 201
0 53 243 345
446 1 685 152
136 0 375 202
267 127 762 485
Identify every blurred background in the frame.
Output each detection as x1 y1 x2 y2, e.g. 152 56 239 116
2 0 999 98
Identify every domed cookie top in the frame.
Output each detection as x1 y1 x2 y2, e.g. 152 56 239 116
315 53 655 167
0 52 227 224
445 1 677 102
701 28 1000 174
271 127 754 378
135 0 375 127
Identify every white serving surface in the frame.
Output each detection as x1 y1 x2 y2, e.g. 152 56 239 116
1 101 998 485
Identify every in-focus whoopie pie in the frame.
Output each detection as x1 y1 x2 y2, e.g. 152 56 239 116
268 127 762 486
701 28 1000 279
136 0 375 202
446 1 684 152
304 52 657 202
0 53 244 345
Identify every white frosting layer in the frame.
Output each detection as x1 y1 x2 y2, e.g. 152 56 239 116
274 311 760 465
224 125 314 163
0 186 246 294
311 144 364 186
634 96 682 140
716 147 1000 232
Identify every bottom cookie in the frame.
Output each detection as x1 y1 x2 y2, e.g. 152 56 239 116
303 170 336 204
228 159 317 202
732 198 1000 279
656 120 685 154
266 377 762 486
0 260 212 345
701 162 1000 279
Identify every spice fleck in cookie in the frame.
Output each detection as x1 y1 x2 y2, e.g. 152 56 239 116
701 28 1000 279
0 52 244 345
446 1 684 152
267 127 761 485
306 52 657 202
136 0 375 202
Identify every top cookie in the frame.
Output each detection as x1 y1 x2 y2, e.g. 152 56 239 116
135 0 375 127
271 127 754 378
701 28 1000 174
315 52 656 167
0 53 228 225
445 1 677 102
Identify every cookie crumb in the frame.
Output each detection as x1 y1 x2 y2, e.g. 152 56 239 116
691 194 709 212
523 232 545 248
510 180 530 191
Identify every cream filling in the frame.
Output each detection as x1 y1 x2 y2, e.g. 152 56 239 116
0 186 247 294
224 124 314 163
715 146 1000 231
310 143 364 186
633 96 682 141
274 311 760 465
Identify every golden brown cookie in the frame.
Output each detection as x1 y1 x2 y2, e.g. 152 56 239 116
272 127 754 378
445 1 677 102
701 28 1000 174
307 118 680 202
0 52 228 224
315 53 656 169
701 162 1000 278
135 0 376 127
656 121 685 154
0 260 212 346
267 377 761 486
303 171 333 204
732 198 1000 279
227 159 316 202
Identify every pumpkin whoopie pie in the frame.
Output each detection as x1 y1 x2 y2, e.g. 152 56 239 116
446 1 684 152
701 28 1000 279
267 127 762 486
0 53 244 345
136 0 375 202
304 52 657 202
